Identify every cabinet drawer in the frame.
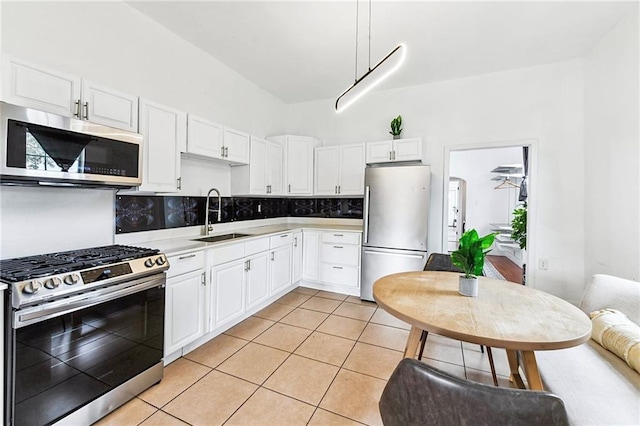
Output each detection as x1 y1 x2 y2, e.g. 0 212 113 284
321 244 360 266
321 232 361 245
320 264 359 287
245 237 270 256
270 233 292 248
210 243 245 266
167 251 204 278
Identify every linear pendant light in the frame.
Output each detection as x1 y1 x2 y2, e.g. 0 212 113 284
335 0 406 113
335 43 406 113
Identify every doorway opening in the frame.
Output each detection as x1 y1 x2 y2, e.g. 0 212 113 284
443 140 536 285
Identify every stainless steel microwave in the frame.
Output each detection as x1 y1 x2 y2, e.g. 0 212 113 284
0 102 142 188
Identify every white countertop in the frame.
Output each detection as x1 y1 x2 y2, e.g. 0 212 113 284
143 223 363 256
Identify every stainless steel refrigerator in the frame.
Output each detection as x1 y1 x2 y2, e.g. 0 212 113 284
360 164 431 301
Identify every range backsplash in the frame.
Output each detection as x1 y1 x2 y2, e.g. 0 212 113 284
116 195 363 234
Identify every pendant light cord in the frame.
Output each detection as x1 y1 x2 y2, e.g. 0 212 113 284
368 0 371 71
354 0 359 82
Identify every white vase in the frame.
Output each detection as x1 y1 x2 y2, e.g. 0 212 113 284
459 276 479 297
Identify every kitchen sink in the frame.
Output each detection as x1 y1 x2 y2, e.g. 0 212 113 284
193 233 252 243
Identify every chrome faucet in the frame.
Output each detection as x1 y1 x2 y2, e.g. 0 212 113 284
204 188 222 235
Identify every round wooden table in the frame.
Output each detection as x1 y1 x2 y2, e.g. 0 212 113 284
373 271 592 390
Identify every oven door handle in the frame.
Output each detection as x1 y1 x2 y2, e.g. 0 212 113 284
14 274 166 328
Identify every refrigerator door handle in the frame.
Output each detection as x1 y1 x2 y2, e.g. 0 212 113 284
363 186 371 244
363 250 425 259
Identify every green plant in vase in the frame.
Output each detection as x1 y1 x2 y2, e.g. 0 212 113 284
389 115 402 139
451 229 496 296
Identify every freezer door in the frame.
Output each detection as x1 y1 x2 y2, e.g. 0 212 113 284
360 246 428 301
363 165 430 251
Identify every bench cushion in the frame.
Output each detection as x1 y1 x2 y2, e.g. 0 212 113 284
536 340 640 425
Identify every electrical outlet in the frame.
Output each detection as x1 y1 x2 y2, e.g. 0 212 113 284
539 259 548 270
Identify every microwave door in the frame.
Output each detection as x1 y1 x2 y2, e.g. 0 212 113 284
28 126 88 172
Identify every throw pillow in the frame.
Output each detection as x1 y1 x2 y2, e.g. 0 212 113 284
590 308 640 373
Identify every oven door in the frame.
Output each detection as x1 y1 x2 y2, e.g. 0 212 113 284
6 275 165 426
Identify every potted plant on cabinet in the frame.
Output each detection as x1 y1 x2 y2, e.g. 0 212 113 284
389 115 402 139
450 229 496 297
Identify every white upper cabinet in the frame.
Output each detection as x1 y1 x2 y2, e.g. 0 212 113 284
223 127 250 164
2 57 138 131
137 99 186 193
267 135 321 195
365 138 422 164
231 136 283 196
187 114 224 158
315 143 365 196
186 115 249 165
314 147 339 195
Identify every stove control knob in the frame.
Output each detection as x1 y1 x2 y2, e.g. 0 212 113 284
44 277 62 289
144 258 154 268
155 256 166 266
64 273 80 285
23 280 42 294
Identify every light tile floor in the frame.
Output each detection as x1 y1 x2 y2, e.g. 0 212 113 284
96 287 512 426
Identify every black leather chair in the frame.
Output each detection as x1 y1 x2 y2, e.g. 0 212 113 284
379 359 569 426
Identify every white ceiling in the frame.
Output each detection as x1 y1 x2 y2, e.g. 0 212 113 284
126 1 634 104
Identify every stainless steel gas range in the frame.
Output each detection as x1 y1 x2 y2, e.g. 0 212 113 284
0 245 169 426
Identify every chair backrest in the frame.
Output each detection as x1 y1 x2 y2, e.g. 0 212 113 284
379 359 569 426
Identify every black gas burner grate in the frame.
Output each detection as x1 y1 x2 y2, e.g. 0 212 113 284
0 244 159 283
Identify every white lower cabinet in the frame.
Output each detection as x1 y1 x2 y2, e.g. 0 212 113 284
165 270 205 355
270 233 293 293
210 258 246 329
165 251 206 358
292 231 303 283
245 251 270 310
302 230 362 293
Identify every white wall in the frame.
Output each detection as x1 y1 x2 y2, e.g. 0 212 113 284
584 7 640 282
286 60 586 302
450 146 522 238
0 1 287 257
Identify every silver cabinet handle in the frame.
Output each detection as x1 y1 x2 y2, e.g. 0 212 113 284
333 234 344 237
338 185 341 194
74 100 81 118
83 102 89 120
294 236 298 247
288 184 291 192
335 185 338 194
177 177 182 190
280 234 288 238
389 151 392 160
224 146 229 157
201 272 206 286
271 252 275 261
221 146 225 157
333 246 343 249
363 186 370 244
178 254 196 260
332 266 343 269
247 259 251 271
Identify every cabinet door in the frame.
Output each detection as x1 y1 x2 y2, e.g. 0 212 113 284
314 146 338 195
2 56 80 117
81 80 138 131
187 115 224 159
138 99 185 192
266 141 284 195
249 137 267 195
270 245 292 294
292 231 303 283
302 231 320 281
365 140 393 164
165 271 205 355
286 136 314 194
393 138 422 162
210 259 245 329
338 143 365 195
246 251 270 310
224 127 250 164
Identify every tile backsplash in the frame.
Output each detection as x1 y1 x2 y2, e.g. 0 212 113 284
116 196 363 234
